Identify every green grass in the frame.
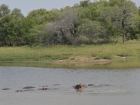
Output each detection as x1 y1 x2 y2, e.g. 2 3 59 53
94 54 112 60
0 39 140 62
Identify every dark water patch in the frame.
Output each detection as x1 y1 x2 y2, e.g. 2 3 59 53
52 84 61 86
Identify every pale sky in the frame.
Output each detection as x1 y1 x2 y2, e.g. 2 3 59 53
0 0 140 16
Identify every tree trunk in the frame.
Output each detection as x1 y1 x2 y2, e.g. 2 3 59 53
9 42 12 46
123 30 125 43
122 20 125 43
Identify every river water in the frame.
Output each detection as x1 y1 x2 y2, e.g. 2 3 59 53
0 63 140 105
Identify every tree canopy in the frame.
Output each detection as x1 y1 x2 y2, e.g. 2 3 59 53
0 0 139 46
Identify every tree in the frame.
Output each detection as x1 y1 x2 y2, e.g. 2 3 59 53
0 15 23 46
26 24 47 45
101 0 138 43
76 19 107 43
27 9 57 25
80 0 90 7
44 8 79 45
0 4 10 18
21 9 58 45
11 8 24 19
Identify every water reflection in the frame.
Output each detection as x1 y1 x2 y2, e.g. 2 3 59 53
0 58 140 69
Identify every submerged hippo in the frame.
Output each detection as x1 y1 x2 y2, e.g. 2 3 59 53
2 88 10 90
88 84 96 86
23 86 35 89
38 88 48 90
16 89 34 92
16 90 24 92
41 85 48 87
52 84 61 86
98 84 110 87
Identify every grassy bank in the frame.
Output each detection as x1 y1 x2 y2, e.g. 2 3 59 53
0 40 140 62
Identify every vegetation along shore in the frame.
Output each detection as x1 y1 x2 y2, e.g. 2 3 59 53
0 0 140 63
0 40 140 63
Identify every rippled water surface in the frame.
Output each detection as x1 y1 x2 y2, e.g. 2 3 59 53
0 65 140 105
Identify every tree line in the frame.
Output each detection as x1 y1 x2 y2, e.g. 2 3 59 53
0 0 140 46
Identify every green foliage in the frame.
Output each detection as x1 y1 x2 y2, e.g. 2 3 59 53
80 0 90 7
109 0 123 6
27 25 47 45
77 2 100 21
0 4 10 18
0 15 23 46
77 19 107 43
20 9 58 45
0 0 140 46
46 55 69 60
101 0 138 43
27 9 58 25
11 8 24 19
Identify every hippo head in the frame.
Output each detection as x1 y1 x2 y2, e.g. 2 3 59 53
74 84 82 90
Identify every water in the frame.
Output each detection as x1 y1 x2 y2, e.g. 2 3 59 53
0 66 140 105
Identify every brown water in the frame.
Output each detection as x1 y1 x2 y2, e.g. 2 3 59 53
0 59 140 105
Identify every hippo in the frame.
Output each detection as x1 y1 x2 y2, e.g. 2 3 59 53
23 86 35 89
73 84 88 90
16 90 24 92
74 84 82 90
41 85 48 87
16 89 34 92
38 88 48 90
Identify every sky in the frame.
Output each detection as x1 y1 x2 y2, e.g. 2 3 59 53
0 0 140 16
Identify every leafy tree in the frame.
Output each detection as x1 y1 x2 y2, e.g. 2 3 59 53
109 0 125 6
0 4 10 18
78 2 100 21
11 8 24 19
21 9 58 45
0 15 23 46
26 24 47 45
80 0 90 7
76 19 107 43
126 6 140 40
101 0 138 43
93 0 109 11
27 9 58 25
44 8 79 45
19 17 36 45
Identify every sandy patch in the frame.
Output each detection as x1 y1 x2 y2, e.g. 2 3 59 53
56 56 112 64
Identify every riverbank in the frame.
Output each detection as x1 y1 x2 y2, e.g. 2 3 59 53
0 40 140 63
